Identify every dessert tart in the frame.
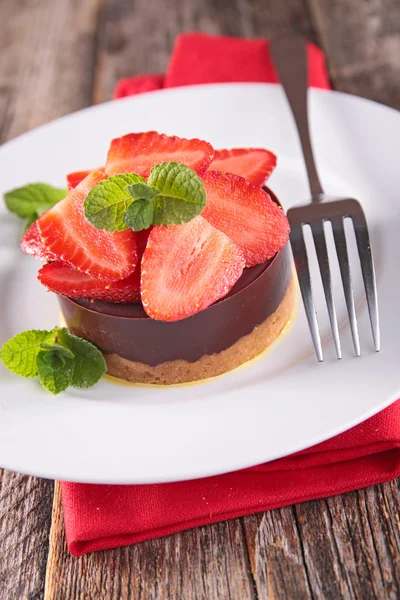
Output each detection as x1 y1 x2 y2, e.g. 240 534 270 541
20 131 293 385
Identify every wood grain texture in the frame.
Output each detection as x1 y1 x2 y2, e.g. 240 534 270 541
293 483 400 600
0 0 100 141
242 483 400 600
45 483 256 600
243 509 313 599
307 0 400 108
0 471 53 600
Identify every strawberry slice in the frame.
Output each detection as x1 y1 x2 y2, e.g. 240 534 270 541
66 169 96 190
36 170 138 281
136 227 151 259
202 171 290 267
141 216 245 321
105 131 214 178
210 148 277 185
38 262 141 303
20 220 56 262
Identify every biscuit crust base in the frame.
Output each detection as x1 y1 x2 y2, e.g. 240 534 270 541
105 278 295 385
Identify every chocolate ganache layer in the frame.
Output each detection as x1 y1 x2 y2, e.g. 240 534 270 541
57 187 292 367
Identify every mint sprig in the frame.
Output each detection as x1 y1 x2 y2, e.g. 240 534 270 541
84 173 146 231
0 327 106 395
4 183 68 233
84 162 206 232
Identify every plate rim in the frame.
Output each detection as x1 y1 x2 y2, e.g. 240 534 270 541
2 81 400 156
0 82 399 483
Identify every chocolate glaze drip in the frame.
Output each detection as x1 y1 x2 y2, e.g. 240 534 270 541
57 187 292 366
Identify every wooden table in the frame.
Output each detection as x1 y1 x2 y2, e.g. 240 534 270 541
1 1 400 598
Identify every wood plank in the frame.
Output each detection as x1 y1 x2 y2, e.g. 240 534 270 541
0 471 53 600
241 483 400 600
243 509 313 599
0 0 100 142
93 0 317 102
293 484 400 600
44 483 256 600
307 0 400 108
0 0 100 598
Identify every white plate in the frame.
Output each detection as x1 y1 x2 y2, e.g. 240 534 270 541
0 83 399 484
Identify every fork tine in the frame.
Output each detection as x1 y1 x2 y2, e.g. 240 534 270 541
310 222 342 359
352 216 380 352
290 227 324 361
331 219 361 356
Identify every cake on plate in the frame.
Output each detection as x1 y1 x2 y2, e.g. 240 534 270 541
20 131 293 385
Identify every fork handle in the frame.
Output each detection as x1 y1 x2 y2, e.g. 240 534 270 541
270 36 324 199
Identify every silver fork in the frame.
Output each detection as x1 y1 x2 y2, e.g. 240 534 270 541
270 36 380 361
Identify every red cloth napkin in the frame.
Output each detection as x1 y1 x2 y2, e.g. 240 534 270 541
63 402 400 555
61 33 399 556
114 32 329 98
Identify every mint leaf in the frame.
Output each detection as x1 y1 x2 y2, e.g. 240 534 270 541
0 326 106 394
84 174 146 231
57 329 106 388
124 199 154 231
40 342 75 358
37 346 74 395
0 329 56 378
4 183 67 218
126 182 159 201
84 162 206 232
148 162 206 226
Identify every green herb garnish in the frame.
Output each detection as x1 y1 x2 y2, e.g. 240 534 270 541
0 327 106 395
84 162 206 232
83 173 146 231
4 183 68 232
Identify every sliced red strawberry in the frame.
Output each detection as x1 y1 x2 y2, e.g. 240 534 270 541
141 216 245 321
202 171 290 267
38 262 141 303
20 220 56 261
136 227 152 259
105 131 214 178
66 169 97 190
36 171 138 281
210 148 277 185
